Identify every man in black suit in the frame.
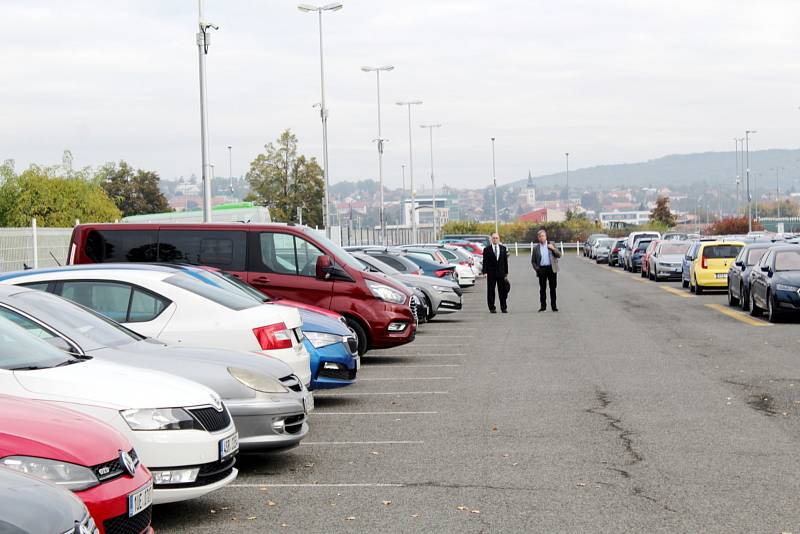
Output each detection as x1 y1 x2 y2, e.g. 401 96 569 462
482 232 509 313
531 229 561 312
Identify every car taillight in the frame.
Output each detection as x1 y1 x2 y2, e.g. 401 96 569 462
435 269 450 278
701 256 707 269
459 261 469 266
253 323 293 350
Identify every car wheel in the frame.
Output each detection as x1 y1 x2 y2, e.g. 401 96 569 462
749 292 761 317
694 277 703 295
344 317 369 356
740 286 750 311
424 294 435 320
767 292 781 323
727 285 739 307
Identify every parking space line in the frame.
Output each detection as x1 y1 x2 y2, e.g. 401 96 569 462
365 364 461 368
314 391 449 397
661 286 694 298
358 377 454 381
311 411 438 416
301 441 424 445
374 353 465 357
228 483 405 488
705 303 771 327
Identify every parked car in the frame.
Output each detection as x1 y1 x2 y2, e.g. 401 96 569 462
0 315 238 504
640 240 661 277
628 239 653 273
351 252 463 318
397 252 457 281
0 285 311 452
0 395 154 534
0 466 101 534
609 239 626 267
748 244 800 322
662 232 689 241
623 232 661 270
583 234 609 258
727 242 771 310
440 234 491 249
67 223 417 356
414 245 477 286
593 238 615 264
648 240 690 281
688 241 745 294
0 265 312 385
682 240 702 288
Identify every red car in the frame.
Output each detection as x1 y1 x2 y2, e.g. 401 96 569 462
0 395 154 534
68 222 416 355
640 239 661 279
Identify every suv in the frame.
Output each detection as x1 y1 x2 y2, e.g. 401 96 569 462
623 232 661 270
67 223 416 355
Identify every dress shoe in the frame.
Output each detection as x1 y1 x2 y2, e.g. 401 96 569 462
490 309 497 314
552 307 559 312
501 309 508 313
538 307 546 312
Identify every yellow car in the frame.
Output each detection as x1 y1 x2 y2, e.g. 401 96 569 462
689 240 745 294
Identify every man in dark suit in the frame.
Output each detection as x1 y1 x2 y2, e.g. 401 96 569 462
531 229 562 312
482 232 509 313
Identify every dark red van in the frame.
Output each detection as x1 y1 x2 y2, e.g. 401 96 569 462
68 223 416 354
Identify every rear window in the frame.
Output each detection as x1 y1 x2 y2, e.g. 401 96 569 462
660 243 689 255
703 245 742 259
163 275 258 311
745 248 767 266
775 249 800 271
376 255 410 272
84 230 158 263
636 241 651 251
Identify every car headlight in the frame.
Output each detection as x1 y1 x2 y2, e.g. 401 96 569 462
305 331 344 349
776 284 800 292
120 408 197 431
0 456 99 491
367 281 406 304
228 367 289 393
431 285 450 293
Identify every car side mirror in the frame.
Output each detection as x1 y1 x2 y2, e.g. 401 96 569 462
735 261 744 268
760 265 770 273
316 255 333 280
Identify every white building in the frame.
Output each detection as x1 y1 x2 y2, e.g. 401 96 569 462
402 198 449 227
598 210 651 228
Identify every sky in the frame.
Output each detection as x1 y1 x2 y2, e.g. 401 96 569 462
2 0 800 190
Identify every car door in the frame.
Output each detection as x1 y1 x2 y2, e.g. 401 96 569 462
247 230 334 309
751 251 771 307
729 247 745 296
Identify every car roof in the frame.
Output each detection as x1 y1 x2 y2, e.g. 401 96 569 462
0 264 176 282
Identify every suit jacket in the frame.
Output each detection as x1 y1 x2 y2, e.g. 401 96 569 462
482 244 508 277
531 241 562 274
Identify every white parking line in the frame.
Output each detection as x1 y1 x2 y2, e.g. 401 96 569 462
365 364 461 368
374 353 465 357
314 391 449 397
311 411 438 416
301 441 424 445
358 377 454 381
228 483 405 488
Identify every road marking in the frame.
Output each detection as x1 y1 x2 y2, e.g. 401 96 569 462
364 364 461 368
314 391 449 397
358 377 454 381
705 303 771 327
661 286 694 298
228 483 405 490
417 335 476 339
301 441 424 445
374 353 465 356
311 411 438 416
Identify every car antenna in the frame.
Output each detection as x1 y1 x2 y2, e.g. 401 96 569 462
49 251 62 266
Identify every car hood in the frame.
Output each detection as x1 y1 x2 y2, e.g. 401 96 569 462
13 358 220 411
0 395 131 466
297 309 350 336
774 272 800 286
0 469 86 533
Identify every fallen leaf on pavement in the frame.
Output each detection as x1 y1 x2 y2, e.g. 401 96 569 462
471 510 481 514
576 482 587 487
346 516 356 521
266 501 277 507
382 501 392 506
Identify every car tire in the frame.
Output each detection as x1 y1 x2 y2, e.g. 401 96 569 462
740 286 750 311
344 317 369 356
423 294 435 321
767 292 781 323
694 277 703 295
727 285 739 307
749 292 761 317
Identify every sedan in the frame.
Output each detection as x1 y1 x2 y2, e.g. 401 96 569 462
727 242 771 310
593 238 616 264
648 241 690 281
0 316 238 504
749 244 800 322
0 264 312 385
0 286 310 453
0 395 154 534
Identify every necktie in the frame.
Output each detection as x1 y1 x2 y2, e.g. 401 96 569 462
494 245 498 258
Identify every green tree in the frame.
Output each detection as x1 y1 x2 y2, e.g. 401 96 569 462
0 165 120 227
96 161 171 217
246 129 324 226
650 196 676 227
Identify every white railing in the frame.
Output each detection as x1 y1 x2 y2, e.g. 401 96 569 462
0 220 72 272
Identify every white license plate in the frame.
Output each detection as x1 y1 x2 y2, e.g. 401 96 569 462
219 432 239 460
128 482 153 517
303 392 315 413
716 273 727 279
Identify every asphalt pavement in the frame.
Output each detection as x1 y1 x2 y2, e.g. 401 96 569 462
153 253 800 533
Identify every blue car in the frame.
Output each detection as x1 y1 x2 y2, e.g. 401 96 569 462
682 241 702 288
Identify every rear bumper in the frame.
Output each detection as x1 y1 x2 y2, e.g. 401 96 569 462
696 272 729 287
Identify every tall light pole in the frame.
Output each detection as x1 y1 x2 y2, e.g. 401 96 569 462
361 65 393 245
397 100 423 243
775 167 783 218
400 164 406 225
196 0 218 222
227 145 233 196
734 138 740 215
299 2 343 236
745 130 757 233
565 152 570 206
491 137 498 234
420 124 442 240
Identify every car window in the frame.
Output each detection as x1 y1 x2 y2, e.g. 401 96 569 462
703 245 742 259
377 255 409 272
0 316 73 370
163 274 258 311
774 250 800 271
258 232 298 275
158 230 246 271
295 236 326 277
660 243 689 255
59 281 170 323
758 250 772 267
84 229 158 263
746 248 767 266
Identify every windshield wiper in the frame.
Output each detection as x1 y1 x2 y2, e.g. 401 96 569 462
55 358 84 367
9 365 49 371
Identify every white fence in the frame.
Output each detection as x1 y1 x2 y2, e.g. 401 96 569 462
0 222 72 272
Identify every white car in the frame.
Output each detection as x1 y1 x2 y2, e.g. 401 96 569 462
0 265 312 385
0 315 238 504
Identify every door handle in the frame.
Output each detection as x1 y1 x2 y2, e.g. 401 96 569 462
252 276 270 284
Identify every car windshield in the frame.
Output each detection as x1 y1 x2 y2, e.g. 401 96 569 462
304 228 368 271
163 274 259 311
14 291 142 347
774 249 800 271
660 243 689 255
703 245 742 259
0 315 75 370
746 248 768 266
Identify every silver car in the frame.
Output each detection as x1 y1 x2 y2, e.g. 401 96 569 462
351 252 463 319
648 240 691 281
0 285 310 453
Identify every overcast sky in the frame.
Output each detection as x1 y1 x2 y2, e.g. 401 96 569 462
2 0 799 190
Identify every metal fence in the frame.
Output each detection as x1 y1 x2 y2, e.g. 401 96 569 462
336 226 436 247
0 222 73 272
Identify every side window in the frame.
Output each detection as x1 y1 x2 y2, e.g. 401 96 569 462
19 282 50 292
295 237 325 277
129 290 168 322
440 250 457 261
158 230 246 271
84 230 158 263
378 255 407 271
59 281 169 323
257 233 298 275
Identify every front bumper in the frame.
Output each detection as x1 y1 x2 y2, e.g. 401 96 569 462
368 303 417 350
308 338 358 390
776 289 800 310
78 464 152 534
226 398 309 452
152 465 237 505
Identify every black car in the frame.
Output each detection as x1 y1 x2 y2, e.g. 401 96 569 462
629 240 652 273
727 242 771 310
748 244 800 322
608 239 626 267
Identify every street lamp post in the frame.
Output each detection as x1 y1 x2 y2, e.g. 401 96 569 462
491 137 498 234
420 124 442 240
745 130 757 233
400 164 406 225
227 145 233 196
397 100 423 243
565 152 570 206
196 0 218 222
734 138 740 215
361 65 394 245
299 2 343 236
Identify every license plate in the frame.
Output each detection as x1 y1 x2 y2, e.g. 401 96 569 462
672 267 681 272
219 432 239 460
716 273 727 279
128 482 153 517
303 392 315 413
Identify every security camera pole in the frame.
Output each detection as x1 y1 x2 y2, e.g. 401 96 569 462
197 0 218 222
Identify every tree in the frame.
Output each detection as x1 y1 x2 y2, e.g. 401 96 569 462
96 161 171 217
0 165 120 227
246 130 324 226
650 196 676 227
705 216 763 235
